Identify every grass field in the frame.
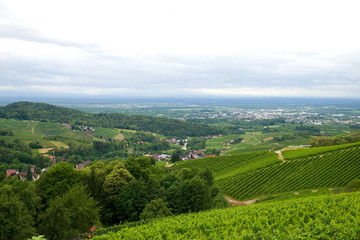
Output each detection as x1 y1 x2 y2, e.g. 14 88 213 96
206 130 309 154
174 141 360 201
0 118 91 147
93 127 121 139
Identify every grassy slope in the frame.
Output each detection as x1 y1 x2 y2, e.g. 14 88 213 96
172 151 281 180
93 127 120 139
174 141 360 201
0 118 92 147
93 191 360 239
219 146 360 200
207 131 309 154
282 141 360 160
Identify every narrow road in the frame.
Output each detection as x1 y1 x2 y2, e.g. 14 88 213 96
224 195 257 206
32 122 39 135
182 142 187 151
275 149 286 163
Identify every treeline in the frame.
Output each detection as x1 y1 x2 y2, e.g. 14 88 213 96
189 118 285 132
0 139 49 175
273 125 322 142
0 102 224 138
47 134 172 163
310 132 360 147
0 158 227 239
187 138 206 150
0 133 172 176
0 129 13 136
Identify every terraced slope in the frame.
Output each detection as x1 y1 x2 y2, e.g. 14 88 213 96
172 151 281 179
282 141 360 160
0 118 93 143
93 191 360 239
218 146 360 200
173 142 360 200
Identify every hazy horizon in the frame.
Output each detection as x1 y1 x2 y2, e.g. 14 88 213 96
1 0 360 98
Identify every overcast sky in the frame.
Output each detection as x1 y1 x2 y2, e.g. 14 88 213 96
0 0 359 98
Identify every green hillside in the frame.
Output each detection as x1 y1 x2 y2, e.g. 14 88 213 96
0 118 93 144
93 191 360 239
172 151 281 179
173 142 360 201
282 141 360 160
218 146 360 200
0 101 224 138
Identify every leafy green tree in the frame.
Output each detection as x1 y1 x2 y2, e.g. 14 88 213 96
35 155 47 170
182 176 212 212
115 180 149 222
211 192 229 209
347 179 360 191
39 186 100 240
38 197 71 240
199 168 214 187
29 141 42 149
179 168 198 181
0 184 36 240
67 155 83 165
103 164 134 199
9 178 41 219
125 156 154 181
165 175 212 214
164 182 185 214
170 152 181 163
36 162 78 204
26 165 33 181
140 199 173 220
0 129 13 136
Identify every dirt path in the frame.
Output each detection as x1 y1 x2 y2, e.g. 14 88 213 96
224 195 257 206
182 142 187 151
114 133 124 141
32 122 39 135
275 149 285 163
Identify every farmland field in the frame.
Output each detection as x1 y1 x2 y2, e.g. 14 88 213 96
206 130 309 154
0 118 92 145
93 191 360 239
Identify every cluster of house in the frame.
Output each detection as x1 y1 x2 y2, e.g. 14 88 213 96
60 122 72 129
6 166 40 180
75 160 92 170
6 160 93 180
73 125 95 134
168 138 181 144
146 150 212 161
60 123 95 135
200 134 223 139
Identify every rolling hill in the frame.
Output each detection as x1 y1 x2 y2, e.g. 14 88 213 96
0 101 224 138
0 118 92 147
173 142 360 200
93 191 360 239
93 141 360 239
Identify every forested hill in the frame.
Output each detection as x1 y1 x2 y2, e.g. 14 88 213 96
0 101 223 138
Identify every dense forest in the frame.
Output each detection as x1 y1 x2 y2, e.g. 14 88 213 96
0 158 227 239
0 139 48 176
0 102 225 138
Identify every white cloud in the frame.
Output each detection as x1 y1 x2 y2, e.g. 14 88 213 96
0 0 359 98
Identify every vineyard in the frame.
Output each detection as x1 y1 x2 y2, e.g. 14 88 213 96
93 191 360 239
172 141 360 201
172 151 281 179
217 146 360 200
282 141 360 160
